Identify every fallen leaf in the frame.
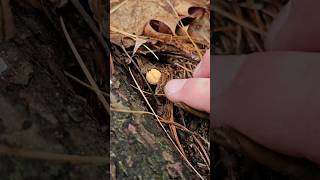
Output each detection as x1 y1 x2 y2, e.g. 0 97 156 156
110 0 178 47
110 0 210 50
132 38 148 56
187 11 210 45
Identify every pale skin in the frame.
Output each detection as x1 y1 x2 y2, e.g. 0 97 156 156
165 50 210 113
165 0 320 165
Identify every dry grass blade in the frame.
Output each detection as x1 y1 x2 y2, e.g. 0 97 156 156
111 26 206 45
167 102 186 156
111 107 209 150
64 71 109 97
142 44 159 60
110 108 191 133
130 84 165 96
174 62 193 73
163 69 186 156
193 135 210 167
110 26 136 39
110 108 153 115
121 45 160 105
127 67 204 180
70 0 110 55
110 54 115 75
193 141 209 169
60 16 110 114
212 6 266 35
233 4 264 52
0 145 107 165
110 0 129 14
175 102 209 120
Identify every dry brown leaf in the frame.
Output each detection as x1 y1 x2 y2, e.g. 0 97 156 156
110 0 210 49
110 0 177 46
132 38 148 56
188 12 210 45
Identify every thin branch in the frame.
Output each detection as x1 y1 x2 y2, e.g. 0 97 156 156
0 145 107 165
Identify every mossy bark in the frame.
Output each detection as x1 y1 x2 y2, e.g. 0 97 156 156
110 64 194 179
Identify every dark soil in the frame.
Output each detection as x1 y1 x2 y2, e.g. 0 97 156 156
0 1 108 179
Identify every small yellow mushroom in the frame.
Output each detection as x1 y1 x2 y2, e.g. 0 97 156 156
146 69 161 85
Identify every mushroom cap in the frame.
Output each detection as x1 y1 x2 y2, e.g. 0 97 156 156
146 69 161 85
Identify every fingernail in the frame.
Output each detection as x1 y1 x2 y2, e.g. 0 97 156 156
193 60 203 77
165 79 187 96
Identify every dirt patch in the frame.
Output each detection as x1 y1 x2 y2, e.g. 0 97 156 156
0 1 107 179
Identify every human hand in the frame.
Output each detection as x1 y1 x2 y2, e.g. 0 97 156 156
164 50 210 113
213 0 320 166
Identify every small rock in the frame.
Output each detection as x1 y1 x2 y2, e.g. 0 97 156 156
162 151 174 163
166 162 184 178
127 123 137 134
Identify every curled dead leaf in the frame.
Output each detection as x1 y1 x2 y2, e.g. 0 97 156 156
110 0 210 50
110 0 176 46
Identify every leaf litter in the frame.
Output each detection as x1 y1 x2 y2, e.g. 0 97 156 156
110 0 210 179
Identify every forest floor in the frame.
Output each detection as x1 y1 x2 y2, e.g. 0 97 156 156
110 0 210 179
1 0 307 180
0 1 108 179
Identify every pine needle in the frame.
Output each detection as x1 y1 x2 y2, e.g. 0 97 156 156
0 145 107 165
142 44 159 60
110 0 129 14
128 67 204 179
64 71 109 97
164 0 203 59
212 5 266 35
60 16 110 115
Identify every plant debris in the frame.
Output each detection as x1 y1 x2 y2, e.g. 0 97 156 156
110 0 210 179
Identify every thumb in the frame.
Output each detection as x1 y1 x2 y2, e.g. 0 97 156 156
165 78 210 113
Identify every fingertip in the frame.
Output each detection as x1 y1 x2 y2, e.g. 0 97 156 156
179 78 210 112
165 78 210 113
164 79 187 101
